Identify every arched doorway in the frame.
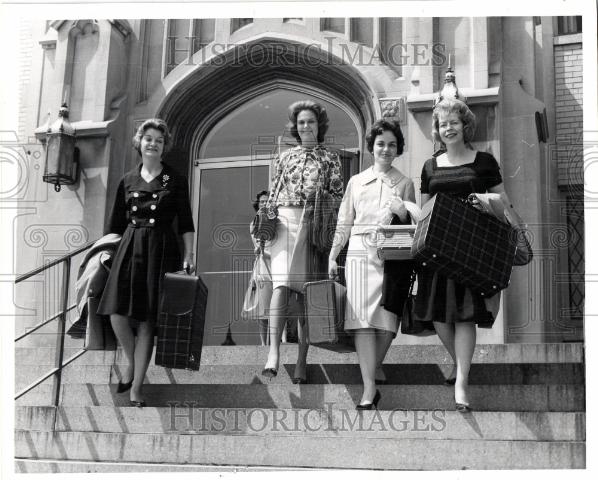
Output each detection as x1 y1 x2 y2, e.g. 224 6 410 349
156 38 378 345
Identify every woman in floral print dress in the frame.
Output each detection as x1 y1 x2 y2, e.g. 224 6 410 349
261 100 344 383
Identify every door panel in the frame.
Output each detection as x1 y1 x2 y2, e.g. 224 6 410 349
196 164 269 345
193 151 360 345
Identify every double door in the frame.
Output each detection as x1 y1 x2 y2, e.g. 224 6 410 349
192 151 358 345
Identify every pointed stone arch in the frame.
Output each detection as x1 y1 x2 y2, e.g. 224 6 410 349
156 37 379 170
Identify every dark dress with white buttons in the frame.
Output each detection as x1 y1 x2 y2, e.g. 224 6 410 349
97 162 195 324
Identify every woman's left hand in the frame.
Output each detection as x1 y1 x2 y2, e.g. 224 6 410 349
183 253 196 274
387 197 406 216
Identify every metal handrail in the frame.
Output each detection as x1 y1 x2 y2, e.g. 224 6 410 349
16 240 95 283
14 239 97 403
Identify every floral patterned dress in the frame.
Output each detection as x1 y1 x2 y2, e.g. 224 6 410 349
268 145 344 291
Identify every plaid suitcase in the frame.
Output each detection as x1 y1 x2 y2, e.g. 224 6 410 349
411 193 516 297
304 279 354 352
155 272 208 370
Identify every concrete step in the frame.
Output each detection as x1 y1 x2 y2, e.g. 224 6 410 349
15 362 585 388
15 429 585 469
15 343 585 366
15 384 585 412
16 406 585 441
15 459 315 473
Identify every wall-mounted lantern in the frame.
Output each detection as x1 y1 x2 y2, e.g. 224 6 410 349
43 103 79 192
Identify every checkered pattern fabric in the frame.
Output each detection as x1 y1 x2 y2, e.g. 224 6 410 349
411 193 516 297
304 280 354 352
155 272 208 370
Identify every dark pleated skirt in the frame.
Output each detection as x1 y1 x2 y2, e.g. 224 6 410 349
97 225 181 325
412 268 494 328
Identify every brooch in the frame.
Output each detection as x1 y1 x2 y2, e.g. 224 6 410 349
162 174 170 188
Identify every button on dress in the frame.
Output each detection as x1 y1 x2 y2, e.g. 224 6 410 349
97 163 195 324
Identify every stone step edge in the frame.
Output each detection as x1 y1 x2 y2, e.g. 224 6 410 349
15 428 586 444
14 458 319 472
15 343 585 364
15 406 586 440
14 430 586 470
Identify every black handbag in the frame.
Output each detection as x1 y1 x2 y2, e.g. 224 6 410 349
250 157 289 242
251 206 279 242
400 272 436 337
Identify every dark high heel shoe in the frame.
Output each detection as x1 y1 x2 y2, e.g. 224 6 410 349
261 368 278 378
356 390 381 410
116 379 133 394
455 402 472 413
444 366 457 386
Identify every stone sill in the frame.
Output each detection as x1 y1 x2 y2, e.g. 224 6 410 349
407 87 500 112
553 33 582 46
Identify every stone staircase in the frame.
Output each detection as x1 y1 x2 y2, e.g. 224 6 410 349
15 343 585 471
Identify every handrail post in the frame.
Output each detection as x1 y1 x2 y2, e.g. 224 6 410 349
51 257 71 407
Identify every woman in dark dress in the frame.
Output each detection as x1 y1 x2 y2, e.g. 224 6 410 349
414 99 516 412
98 118 195 407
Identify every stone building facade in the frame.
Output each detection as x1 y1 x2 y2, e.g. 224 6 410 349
13 16 584 346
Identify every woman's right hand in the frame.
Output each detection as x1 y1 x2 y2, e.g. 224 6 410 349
328 259 338 279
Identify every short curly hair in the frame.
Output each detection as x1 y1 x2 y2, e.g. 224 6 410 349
286 100 329 144
365 119 405 155
432 99 476 145
252 190 269 212
132 118 172 156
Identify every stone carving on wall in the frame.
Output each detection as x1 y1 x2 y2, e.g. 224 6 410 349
379 98 406 124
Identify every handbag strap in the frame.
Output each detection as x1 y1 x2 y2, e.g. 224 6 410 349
407 270 416 296
267 151 292 209
258 251 272 277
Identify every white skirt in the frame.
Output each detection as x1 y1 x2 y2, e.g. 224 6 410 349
269 206 311 292
344 233 398 334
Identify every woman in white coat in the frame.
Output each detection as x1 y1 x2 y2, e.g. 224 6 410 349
329 119 417 409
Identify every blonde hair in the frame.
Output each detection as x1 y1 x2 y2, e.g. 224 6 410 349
432 99 476 145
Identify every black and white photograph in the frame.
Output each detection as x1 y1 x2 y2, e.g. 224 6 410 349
0 0 595 476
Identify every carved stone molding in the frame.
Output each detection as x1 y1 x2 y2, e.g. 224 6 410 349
379 97 406 124
23 224 89 254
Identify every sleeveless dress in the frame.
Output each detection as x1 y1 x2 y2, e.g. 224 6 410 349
413 151 502 327
97 162 195 324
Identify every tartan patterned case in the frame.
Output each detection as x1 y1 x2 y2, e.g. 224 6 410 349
304 279 354 352
155 272 208 370
411 193 516 297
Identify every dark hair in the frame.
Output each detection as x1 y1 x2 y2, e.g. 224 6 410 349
132 118 172 156
432 99 476 144
252 190 269 211
286 100 329 144
365 119 405 155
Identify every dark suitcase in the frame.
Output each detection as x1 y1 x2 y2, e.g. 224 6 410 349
411 193 516 297
304 279 354 352
155 272 208 370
